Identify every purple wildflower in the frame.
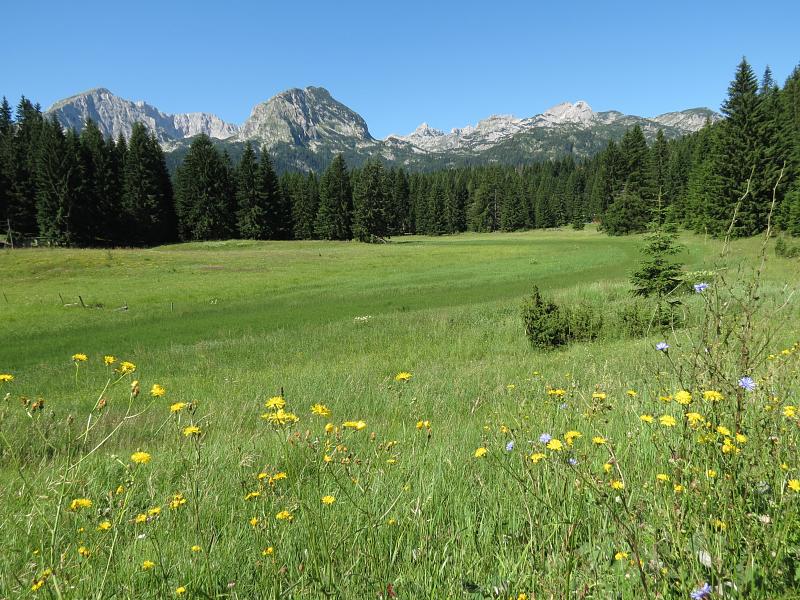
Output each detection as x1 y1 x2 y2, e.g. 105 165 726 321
690 582 712 599
656 342 669 352
539 433 552 444
505 440 515 452
693 282 709 293
738 376 756 392
568 457 578 466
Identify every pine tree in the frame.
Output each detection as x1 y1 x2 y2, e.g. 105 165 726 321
389 168 411 235
315 154 352 240
603 185 650 235
352 158 389 242
8 96 43 237
235 142 269 239
35 117 82 244
0 97 12 234
76 119 121 245
257 149 288 239
174 134 233 241
122 123 177 245
291 172 319 239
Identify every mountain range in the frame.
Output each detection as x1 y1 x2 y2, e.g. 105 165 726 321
44 87 721 171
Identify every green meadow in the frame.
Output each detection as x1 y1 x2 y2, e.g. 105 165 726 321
1 229 799 599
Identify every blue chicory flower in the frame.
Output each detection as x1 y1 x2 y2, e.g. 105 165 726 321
738 376 756 392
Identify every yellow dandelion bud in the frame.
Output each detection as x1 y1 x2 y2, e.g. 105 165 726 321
190 545 202 553
603 462 613 474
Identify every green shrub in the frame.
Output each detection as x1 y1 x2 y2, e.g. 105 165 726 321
521 286 569 348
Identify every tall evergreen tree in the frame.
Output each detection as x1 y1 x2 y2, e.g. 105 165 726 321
174 134 233 241
315 154 352 240
235 142 269 239
352 158 389 242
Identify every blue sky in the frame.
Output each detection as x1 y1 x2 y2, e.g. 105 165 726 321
2 0 798 138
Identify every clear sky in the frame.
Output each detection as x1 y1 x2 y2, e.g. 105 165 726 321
2 0 798 139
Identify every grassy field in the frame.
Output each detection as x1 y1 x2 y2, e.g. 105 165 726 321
1 229 799 599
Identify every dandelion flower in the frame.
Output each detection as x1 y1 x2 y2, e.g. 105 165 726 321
190 545 202 553
117 361 136 374
610 480 625 490
659 415 677 427
169 493 187 509
546 439 564 451
0 373 13 383
394 371 412 382
706 469 717 479
324 423 335 433
564 431 582 445
182 425 201 437
788 479 800 492
97 520 112 531
716 425 731 436
275 510 293 521
150 384 165 397
244 491 261 501
141 560 155 570
529 453 546 463
265 396 285 409
592 392 607 400
416 420 431 430
673 484 685 494
675 390 692 405
639 414 654 423
686 412 704 427
603 463 613 473
321 495 336 505
474 447 488 458
311 403 331 416
72 353 88 362
78 546 90 558
626 389 637 397
783 406 796 418
170 402 188 413
656 473 670 482
592 436 607 445
148 507 161 516
69 498 92 511
342 420 366 431
614 551 629 560
703 390 724 401
131 451 152 465
176 587 186 596
103 355 116 365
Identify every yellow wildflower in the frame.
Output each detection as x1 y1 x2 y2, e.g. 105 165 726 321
603 463 613 474
268 472 287 485
546 439 564 451
547 388 566 397
103 355 116 366
703 390 724 402
176 587 186 596
394 371 412 382
69 498 92 511
416 420 431 430
131 451 151 465
626 390 637 397
97 520 112 531
656 473 670 482
675 390 692 405
182 425 201 437
610 480 625 490
169 493 187 509
639 414 654 423
311 403 331 416
716 425 731 436
614 551 629 560
78 546 90 558
706 469 717 479
117 361 136 374
148 507 161 516
712 519 727 531
788 480 800 492
150 384 165 397
686 412 704 427
592 392 607 400
265 396 285 409
170 402 188 413
673 484 685 494
321 495 336 505
72 353 88 362
735 433 748 444
0 373 13 382
783 406 796 418
474 447 488 458
342 420 367 431
190 545 202 553
324 422 335 433
592 436 607 445
721 438 739 454
659 415 677 427
564 431 582 445
275 510 293 521
262 546 274 556
134 513 147 524
244 491 261 501
529 453 546 463
141 560 155 571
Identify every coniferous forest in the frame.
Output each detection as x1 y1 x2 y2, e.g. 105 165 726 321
1 58 799 247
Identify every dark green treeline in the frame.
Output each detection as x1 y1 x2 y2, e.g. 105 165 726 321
1 58 799 246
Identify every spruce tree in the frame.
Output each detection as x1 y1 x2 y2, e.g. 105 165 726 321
291 172 319 239
352 158 389 242
174 134 233 241
235 142 269 239
257 149 286 239
315 154 352 240
8 96 43 237
122 123 177 245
